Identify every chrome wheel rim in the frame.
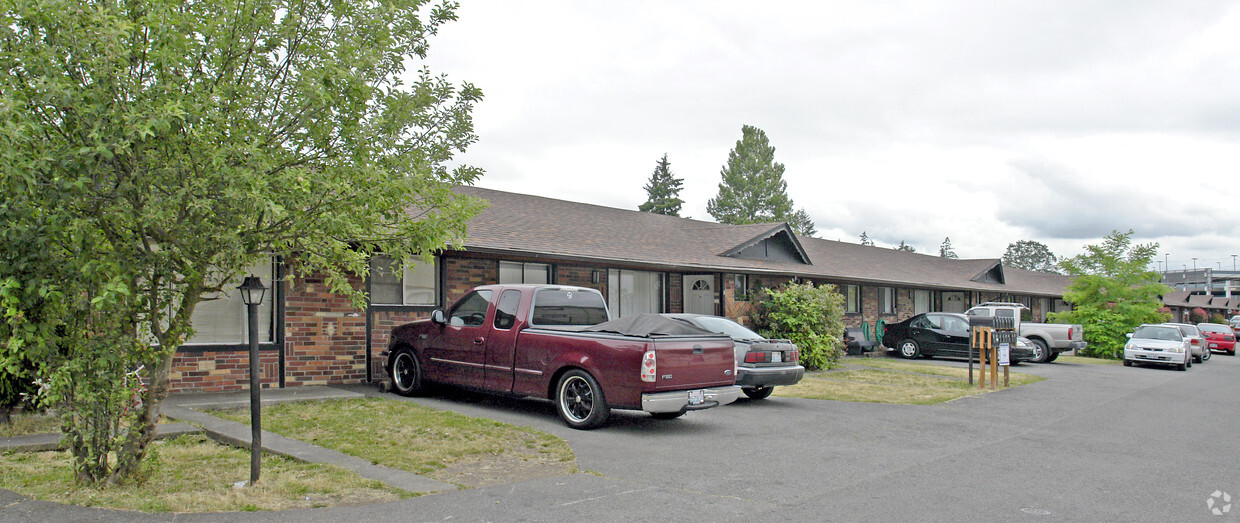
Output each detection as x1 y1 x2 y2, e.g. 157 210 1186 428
393 352 417 391
560 376 594 422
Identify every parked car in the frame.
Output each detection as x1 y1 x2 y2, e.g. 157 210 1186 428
383 285 740 429
1197 323 1236 356
883 312 1034 363
1165 323 1209 363
964 302 1087 363
1231 315 1240 331
1124 324 1192 370
665 314 804 400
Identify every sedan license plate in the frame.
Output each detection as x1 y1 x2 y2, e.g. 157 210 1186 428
688 389 704 405
1209 343 1218 348
771 352 782 363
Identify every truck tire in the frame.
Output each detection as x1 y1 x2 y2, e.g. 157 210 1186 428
1045 351 1059 362
1029 339 1050 363
555 369 610 430
389 348 425 397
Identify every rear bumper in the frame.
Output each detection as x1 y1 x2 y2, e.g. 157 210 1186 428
642 386 742 413
736 365 805 388
1064 341 1087 352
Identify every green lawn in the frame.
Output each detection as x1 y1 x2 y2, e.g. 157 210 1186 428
776 360 1044 405
212 397 577 487
0 434 409 512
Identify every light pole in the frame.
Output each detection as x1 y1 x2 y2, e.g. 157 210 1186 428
1233 254 1236 271
1192 258 1197 271
1165 254 1170 275
1157 261 1163 273
239 276 266 485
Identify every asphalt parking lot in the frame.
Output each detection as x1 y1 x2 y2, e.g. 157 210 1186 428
6 354 1239 521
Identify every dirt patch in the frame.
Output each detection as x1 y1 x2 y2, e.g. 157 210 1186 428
429 448 578 488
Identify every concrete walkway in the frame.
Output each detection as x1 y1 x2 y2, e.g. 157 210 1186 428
0 385 455 495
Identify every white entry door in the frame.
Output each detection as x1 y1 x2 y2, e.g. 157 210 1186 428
683 275 715 315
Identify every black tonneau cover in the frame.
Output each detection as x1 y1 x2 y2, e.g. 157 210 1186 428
575 313 724 338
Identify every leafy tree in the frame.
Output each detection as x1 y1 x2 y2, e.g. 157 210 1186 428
895 241 916 253
1049 230 1170 358
1003 240 1060 273
707 125 796 225
752 282 845 370
939 237 958 259
788 208 817 237
638 154 684 216
0 0 484 485
859 232 875 246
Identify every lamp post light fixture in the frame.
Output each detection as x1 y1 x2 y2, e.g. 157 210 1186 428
238 275 266 485
1164 254 1170 275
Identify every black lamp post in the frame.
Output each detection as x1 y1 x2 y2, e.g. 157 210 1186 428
239 275 266 485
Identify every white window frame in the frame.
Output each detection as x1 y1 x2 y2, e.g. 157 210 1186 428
369 255 438 306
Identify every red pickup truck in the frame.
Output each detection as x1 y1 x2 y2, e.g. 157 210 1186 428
383 284 741 429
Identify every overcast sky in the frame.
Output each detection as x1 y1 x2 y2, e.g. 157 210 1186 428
423 0 1240 272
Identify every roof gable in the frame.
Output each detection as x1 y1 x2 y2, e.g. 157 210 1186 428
971 262 1006 284
720 225 811 265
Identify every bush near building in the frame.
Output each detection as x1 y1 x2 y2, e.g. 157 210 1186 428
753 281 845 370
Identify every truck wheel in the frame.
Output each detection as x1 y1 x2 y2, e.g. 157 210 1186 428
898 339 920 359
1029 339 1050 363
743 386 774 400
1045 352 1059 362
555 369 610 430
390 348 424 397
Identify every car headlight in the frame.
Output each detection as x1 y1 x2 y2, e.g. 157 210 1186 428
1169 347 1184 354
1124 343 1134 351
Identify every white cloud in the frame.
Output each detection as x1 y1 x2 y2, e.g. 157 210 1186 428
422 0 1240 266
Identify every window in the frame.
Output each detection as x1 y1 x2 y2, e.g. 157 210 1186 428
186 258 275 345
607 269 665 317
449 290 493 326
843 285 861 314
733 274 750 300
532 288 610 326
499 261 550 284
914 290 931 314
878 287 896 315
369 255 437 305
493 290 521 330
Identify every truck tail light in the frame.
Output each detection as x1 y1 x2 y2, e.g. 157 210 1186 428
1068 327 1074 340
640 350 656 382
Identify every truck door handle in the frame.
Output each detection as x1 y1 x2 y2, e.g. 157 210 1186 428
473 337 485 345
693 344 704 354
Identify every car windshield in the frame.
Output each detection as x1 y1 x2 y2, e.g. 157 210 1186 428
691 316 764 340
1133 326 1181 341
1174 325 1200 336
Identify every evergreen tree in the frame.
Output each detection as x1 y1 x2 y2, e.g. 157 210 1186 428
896 241 916 253
638 154 684 216
788 208 817 237
707 125 795 225
859 231 874 246
939 237 958 258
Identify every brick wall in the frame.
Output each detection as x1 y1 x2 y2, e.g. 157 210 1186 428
282 273 367 388
169 350 280 393
444 257 496 304
554 264 607 295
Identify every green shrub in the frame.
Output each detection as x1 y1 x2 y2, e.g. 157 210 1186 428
752 281 845 370
1209 313 1226 325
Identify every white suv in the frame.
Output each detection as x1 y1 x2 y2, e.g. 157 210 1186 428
1124 324 1191 371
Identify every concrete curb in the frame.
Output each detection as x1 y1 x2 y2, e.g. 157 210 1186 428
0 422 201 454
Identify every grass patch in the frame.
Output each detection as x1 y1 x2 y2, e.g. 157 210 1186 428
776 364 1045 405
0 434 409 512
1054 355 1121 365
212 397 576 487
0 411 59 438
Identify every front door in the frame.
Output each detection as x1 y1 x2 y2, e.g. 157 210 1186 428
683 275 716 316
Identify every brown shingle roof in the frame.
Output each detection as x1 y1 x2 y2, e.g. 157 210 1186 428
453 186 1073 296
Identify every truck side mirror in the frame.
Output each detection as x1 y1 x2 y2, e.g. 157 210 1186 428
430 309 446 325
